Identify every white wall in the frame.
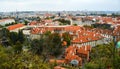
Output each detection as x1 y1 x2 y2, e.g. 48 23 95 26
0 19 15 26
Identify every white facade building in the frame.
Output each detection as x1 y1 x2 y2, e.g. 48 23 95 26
0 19 15 26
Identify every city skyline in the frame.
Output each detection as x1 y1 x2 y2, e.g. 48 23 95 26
0 0 120 12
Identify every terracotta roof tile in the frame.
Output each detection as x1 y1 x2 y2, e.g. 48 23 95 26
8 23 25 30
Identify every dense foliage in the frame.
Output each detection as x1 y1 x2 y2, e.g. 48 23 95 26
85 42 120 69
1 28 25 45
30 32 65 61
92 24 111 29
54 19 70 25
0 29 65 69
0 46 51 69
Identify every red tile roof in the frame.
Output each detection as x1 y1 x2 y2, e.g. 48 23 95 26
72 30 103 43
44 19 53 23
48 45 91 66
8 23 25 30
29 21 37 25
113 25 120 36
30 26 82 35
65 45 91 64
31 27 46 34
44 13 52 17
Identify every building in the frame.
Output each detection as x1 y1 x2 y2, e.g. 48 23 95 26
0 19 15 26
7 23 26 32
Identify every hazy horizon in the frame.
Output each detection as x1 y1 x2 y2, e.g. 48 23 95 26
0 0 120 12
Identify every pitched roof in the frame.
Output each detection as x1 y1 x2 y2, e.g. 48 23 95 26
72 30 103 43
8 23 25 30
65 45 91 64
29 21 37 25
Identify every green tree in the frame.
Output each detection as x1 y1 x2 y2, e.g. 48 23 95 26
24 20 29 25
0 45 50 69
73 23 77 26
85 42 120 69
30 39 43 55
0 45 13 69
2 28 10 37
36 16 41 21
44 31 51 36
13 41 23 54
54 19 70 25
9 32 18 45
18 30 25 44
62 32 72 46
48 33 63 57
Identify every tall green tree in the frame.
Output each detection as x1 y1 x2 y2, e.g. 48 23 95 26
9 32 18 45
24 20 29 25
13 41 23 54
2 28 10 37
18 30 25 44
48 33 63 57
30 39 43 55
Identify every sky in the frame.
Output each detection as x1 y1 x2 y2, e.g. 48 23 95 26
0 0 120 12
